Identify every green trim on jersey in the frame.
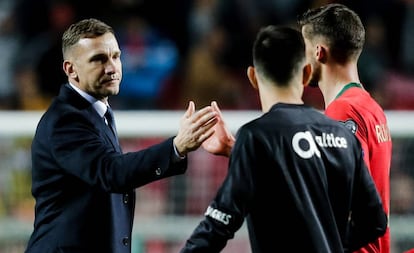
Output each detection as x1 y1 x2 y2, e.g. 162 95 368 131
335 82 363 99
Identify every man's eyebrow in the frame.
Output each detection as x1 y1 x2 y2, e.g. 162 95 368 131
89 53 108 61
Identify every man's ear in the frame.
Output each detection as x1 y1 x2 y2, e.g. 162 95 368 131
316 44 327 63
302 63 312 87
247 66 258 90
63 60 77 80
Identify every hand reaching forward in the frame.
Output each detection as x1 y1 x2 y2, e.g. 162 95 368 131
173 101 218 156
202 101 235 157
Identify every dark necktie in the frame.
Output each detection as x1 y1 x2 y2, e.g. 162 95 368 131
105 106 118 141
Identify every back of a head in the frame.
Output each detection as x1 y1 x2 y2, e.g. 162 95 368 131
62 18 114 59
253 25 305 87
298 3 365 63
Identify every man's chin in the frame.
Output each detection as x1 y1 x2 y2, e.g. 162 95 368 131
103 82 120 94
102 87 119 97
108 89 120 96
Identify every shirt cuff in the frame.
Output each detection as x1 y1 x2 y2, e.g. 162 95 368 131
173 143 186 162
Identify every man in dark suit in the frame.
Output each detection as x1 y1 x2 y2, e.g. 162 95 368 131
25 18 218 253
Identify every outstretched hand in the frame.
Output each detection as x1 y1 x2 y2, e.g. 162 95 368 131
173 101 218 156
202 101 235 157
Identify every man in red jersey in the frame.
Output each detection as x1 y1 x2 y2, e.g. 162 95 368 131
297 3 392 253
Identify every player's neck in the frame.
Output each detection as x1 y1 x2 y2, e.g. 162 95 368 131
321 63 361 108
260 87 303 112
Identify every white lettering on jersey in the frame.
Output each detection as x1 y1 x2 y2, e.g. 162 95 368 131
205 206 232 225
375 123 391 143
314 133 348 148
292 131 348 159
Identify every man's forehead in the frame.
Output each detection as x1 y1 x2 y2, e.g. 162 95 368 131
76 33 120 52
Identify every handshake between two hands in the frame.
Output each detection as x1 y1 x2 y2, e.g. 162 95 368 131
173 100 236 158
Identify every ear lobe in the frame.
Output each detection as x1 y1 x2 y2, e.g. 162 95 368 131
247 66 258 90
69 72 77 79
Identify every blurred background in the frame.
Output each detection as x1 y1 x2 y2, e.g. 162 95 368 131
0 0 414 252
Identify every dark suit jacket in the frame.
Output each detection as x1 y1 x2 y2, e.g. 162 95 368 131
25 83 187 253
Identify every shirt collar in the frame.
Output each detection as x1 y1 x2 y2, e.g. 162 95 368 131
335 82 363 99
68 82 108 118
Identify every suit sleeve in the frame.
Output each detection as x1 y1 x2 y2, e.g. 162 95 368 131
180 128 257 253
48 110 187 192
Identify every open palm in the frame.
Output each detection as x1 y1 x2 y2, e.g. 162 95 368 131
202 101 235 157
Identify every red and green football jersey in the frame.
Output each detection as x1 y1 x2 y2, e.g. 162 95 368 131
325 83 392 253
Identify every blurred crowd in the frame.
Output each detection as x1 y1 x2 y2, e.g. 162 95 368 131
0 0 414 111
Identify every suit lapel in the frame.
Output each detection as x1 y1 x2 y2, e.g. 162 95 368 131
61 84 122 153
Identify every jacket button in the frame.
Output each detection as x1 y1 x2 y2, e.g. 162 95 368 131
123 194 129 204
122 237 129 246
155 167 162 175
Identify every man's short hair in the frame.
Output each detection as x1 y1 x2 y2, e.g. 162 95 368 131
298 3 365 63
62 18 114 58
252 25 305 86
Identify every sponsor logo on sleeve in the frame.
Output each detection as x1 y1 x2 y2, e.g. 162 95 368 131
342 120 357 134
205 206 232 225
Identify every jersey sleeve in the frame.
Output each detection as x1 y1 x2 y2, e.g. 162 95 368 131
180 127 258 253
344 148 388 252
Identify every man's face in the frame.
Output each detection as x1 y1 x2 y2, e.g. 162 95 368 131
66 32 122 101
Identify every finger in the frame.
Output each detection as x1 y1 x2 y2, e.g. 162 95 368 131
192 107 216 126
185 100 195 118
196 117 218 136
200 112 218 129
195 105 213 117
204 115 218 128
211 101 220 113
199 128 216 142
211 101 225 120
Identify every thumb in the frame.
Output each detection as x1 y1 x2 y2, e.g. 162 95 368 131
211 101 223 117
185 101 195 118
